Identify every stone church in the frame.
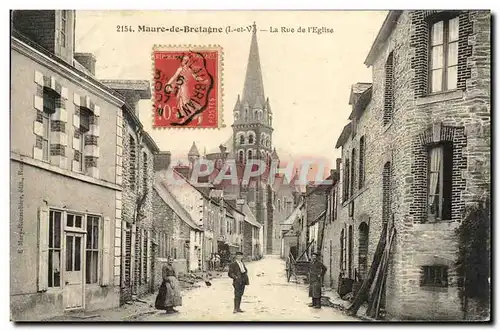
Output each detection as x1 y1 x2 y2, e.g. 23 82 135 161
182 24 299 254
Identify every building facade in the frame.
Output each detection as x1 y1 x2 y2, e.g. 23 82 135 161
10 10 125 320
332 10 490 320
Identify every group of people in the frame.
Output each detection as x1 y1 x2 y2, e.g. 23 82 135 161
208 253 221 271
154 251 327 315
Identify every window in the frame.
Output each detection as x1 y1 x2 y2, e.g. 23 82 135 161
239 135 245 145
142 152 148 193
350 148 356 196
427 143 453 221
429 16 459 93
277 199 281 212
248 134 254 144
340 229 345 271
382 162 392 224
61 10 68 47
384 52 394 125
333 187 338 220
359 136 366 189
79 108 92 172
42 89 58 161
421 265 448 287
129 135 137 190
86 216 100 284
343 158 350 202
48 210 62 288
348 225 353 278
238 150 244 163
67 213 84 229
247 150 253 160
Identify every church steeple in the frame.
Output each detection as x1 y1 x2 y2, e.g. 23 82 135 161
241 22 266 109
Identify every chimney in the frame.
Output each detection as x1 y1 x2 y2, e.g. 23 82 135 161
336 158 342 172
154 151 171 172
74 53 96 75
99 80 151 116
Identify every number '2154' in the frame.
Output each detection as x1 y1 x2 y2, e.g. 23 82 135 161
117 25 134 32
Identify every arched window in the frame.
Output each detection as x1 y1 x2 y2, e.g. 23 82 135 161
247 150 253 160
238 150 244 163
277 199 281 212
248 134 254 144
384 52 394 125
239 135 245 145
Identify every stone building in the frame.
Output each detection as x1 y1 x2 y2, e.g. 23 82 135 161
100 79 159 303
241 203 263 259
331 10 490 320
10 10 126 319
152 173 204 279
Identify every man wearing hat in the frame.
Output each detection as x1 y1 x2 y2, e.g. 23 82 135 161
228 251 249 313
309 252 327 309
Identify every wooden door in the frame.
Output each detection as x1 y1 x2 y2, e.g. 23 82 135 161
64 232 84 310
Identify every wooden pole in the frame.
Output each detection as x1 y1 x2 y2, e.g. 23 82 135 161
347 222 388 316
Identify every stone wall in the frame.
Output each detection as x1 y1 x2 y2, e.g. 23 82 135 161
332 10 490 320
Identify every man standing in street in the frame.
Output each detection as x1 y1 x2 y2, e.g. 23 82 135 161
308 252 327 309
228 251 249 313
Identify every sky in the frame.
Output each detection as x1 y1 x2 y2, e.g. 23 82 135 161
75 10 387 170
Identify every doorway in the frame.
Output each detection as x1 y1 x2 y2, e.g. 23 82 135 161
358 222 369 280
64 232 84 310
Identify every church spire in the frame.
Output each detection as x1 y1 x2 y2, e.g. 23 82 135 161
241 22 266 109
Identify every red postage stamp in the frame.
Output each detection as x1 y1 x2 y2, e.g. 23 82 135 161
152 45 222 129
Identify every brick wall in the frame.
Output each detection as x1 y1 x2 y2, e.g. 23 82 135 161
121 119 156 299
332 10 490 320
13 11 56 52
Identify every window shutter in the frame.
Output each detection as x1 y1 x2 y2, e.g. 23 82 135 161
100 216 111 286
146 230 151 283
442 143 454 220
38 205 49 292
130 224 137 286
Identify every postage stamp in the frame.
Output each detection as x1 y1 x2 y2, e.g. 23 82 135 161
152 45 222 129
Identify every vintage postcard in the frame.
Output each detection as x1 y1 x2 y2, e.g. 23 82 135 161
9 10 491 322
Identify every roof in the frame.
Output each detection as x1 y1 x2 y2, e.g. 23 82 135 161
282 201 304 226
143 131 160 153
335 123 352 149
11 31 125 103
99 79 151 99
349 85 373 120
348 83 372 106
364 11 402 66
225 200 245 216
241 23 266 108
308 210 326 226
241 203 261 228
188 142 200 157
154 180 202 231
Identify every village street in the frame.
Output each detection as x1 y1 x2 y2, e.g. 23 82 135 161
137 255 360 322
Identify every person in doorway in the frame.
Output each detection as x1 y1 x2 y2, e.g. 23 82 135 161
155 256 182 314
228 251 249 313
308 252 327 309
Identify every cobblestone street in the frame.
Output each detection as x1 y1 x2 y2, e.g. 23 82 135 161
137 255 359 322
